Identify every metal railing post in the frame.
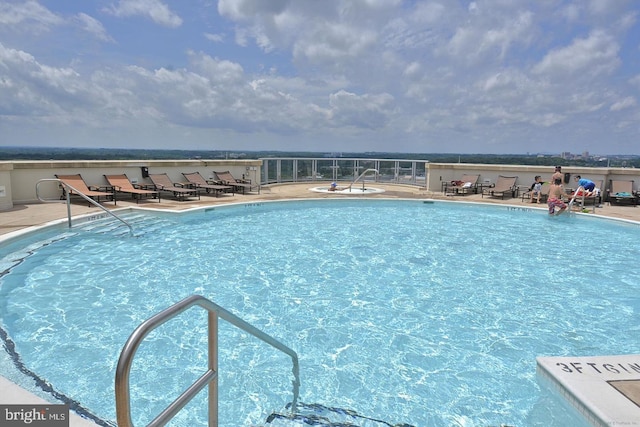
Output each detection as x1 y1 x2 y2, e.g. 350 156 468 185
208 311 218 427
66 191 72 228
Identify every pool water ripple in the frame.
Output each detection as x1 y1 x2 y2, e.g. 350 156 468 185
0 200 639 426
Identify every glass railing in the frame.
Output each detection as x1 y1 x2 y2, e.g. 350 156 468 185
260 157 428 186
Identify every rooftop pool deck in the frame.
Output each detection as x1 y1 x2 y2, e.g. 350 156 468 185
1 183 639 427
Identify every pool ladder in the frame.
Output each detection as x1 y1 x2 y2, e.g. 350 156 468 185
567 185 597 214
115 294 300 427
345 168 379 192
36 178 133 235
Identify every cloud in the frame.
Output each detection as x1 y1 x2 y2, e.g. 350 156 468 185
533 30 620 78
75 13 113 42
293 23 378 66
630 74 640 89
0 0 63 31
1 1 639 153
0 42 86 118
217 0 291 20
328 90 395 129
218 0 396 65
204 33 224 43
104 0 182 28
610 96 636 111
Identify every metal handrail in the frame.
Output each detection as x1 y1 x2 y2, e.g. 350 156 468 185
568 185 598 214
115 294 300 427
36 178 133 235
567 185 584 214
346 168 379 192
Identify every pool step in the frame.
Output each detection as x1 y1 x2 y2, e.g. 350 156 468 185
264 402 416 427
75 214 170 236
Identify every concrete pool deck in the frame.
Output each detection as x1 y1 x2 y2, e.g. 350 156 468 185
1 183 639 426
537 355 640 427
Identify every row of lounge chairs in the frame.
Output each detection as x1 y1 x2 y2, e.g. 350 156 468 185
55 171 259 205
446 173 638 207
444 174 519 199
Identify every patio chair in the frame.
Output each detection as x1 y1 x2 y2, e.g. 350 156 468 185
213 170 260 194
482 175 518 199
55 174 115 205
444 174 480 196
104 174 160 203
148 173 200 201
182 172 234 196
607 180 637 206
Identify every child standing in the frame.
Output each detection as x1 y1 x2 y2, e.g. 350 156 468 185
547 178 567 215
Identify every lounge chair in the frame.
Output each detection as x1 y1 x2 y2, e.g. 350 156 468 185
104 174 160 203
55 174 115 205
148 173 200 201
213 171 260 194
607 180 637 206
444 174 480 195
482 175 518 199
182 172 233 196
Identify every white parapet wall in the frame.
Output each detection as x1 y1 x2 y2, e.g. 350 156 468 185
0 159 262 208
0 158 638 210
425 163 619 194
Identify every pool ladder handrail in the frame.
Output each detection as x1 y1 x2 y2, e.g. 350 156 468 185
36 178 133 235
115 294 300 427
567 185 596 214
346 168 379 192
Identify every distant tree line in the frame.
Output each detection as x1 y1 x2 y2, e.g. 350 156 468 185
1 146 638 168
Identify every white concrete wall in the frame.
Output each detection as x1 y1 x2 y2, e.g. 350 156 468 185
0 159 638 210
425 163 634 194
2 159 262 206
0 163 13 210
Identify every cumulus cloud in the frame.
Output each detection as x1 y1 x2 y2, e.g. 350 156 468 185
0 42 87 119
2 1 639 153
0 0 63 31
533 30 620 78
104 0 182 28
328 90 395 129
75 13 113 42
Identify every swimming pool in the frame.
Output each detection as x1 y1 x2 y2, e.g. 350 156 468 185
1 199 639 426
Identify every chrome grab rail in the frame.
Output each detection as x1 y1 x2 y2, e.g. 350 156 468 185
115 294 300 427
36 178 133 235
567 185 583 214
567 185 598 214
346 168 379 192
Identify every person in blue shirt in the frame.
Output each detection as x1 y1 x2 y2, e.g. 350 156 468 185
574 175 595 192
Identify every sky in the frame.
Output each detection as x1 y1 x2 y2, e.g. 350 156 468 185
1 1 639 155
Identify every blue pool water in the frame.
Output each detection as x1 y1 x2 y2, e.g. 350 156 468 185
1 200 639 426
